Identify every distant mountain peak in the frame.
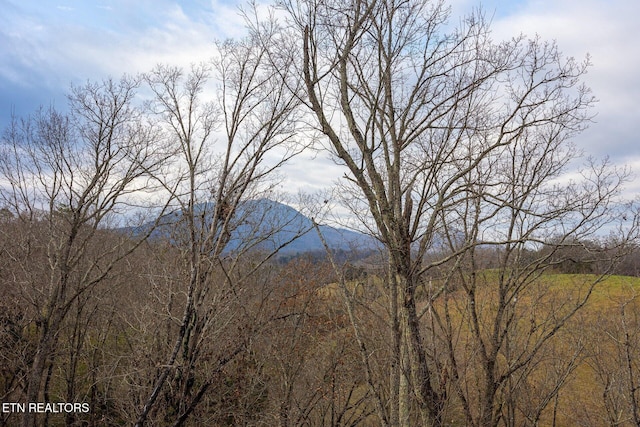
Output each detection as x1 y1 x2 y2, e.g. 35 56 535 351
131 198 378 257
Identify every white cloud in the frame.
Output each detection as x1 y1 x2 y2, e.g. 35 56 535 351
0 0 240 89
443 0 637 201
1 0 638 198
488 0 640 163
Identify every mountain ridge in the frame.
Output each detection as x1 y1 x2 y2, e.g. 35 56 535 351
131 198 378 257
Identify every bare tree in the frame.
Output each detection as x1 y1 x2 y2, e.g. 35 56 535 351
272 0 639 425
134 28 307 426
0 75 165 427
583 286 640 426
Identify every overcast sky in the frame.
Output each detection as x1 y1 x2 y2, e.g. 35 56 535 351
1 0 639 196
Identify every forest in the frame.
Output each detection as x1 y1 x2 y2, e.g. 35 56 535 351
2 0 640 426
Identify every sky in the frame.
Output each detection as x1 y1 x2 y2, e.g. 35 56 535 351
1 0 639 197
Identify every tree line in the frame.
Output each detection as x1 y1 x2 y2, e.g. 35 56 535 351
1 0 639 426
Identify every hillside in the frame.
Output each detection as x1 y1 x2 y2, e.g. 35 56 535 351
314 272 640 426
133 198 378 256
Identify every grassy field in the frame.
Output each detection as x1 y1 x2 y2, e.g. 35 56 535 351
315 272 640 426
551 274 640 426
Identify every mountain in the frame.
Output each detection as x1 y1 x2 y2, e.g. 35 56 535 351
133 198 378 257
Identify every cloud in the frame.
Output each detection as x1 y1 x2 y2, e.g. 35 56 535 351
1 0 638 198
0 0 234 125
487 0 640 166
0 0 244 90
